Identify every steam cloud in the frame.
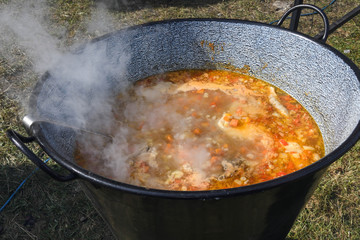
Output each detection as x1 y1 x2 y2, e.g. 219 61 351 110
0 0 63 73
0 0 131 124
2 0 210 188
0 0 133 178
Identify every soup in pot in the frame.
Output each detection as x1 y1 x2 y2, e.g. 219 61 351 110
75 70 324 191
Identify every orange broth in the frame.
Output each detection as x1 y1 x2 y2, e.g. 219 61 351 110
75 70 325 191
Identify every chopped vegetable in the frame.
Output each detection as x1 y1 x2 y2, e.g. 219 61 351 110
193 128 201 135
229 119 239 127
279 139 288 146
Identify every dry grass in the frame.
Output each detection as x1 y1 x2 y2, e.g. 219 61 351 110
1 0 359 239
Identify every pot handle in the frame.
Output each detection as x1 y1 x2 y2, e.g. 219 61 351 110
277 4 329 42
6 129 77 182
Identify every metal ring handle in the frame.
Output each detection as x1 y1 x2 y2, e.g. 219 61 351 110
277 4 329 42
6 130 77 182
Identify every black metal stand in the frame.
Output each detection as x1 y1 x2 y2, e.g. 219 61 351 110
315 5 360 39
290 0 303 31
291 0 360 40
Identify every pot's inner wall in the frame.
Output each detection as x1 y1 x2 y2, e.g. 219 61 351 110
33 20 360 159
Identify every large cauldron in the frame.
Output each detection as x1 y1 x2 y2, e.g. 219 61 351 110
7 5 360 240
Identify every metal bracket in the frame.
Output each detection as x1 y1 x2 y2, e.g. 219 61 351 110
290 1 360 40
315 5 360 39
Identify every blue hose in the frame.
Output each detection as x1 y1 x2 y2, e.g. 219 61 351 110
0 158 50 213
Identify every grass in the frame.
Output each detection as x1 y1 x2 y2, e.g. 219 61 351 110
1 0 359 239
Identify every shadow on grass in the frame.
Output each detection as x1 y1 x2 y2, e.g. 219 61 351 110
0 163 115 240
97 0 228 11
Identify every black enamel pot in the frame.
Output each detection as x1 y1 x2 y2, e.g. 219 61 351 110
7 5 360 240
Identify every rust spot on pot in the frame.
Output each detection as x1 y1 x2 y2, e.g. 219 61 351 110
200 40 225 54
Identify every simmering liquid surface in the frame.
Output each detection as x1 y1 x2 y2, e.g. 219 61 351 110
75 70 324 191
